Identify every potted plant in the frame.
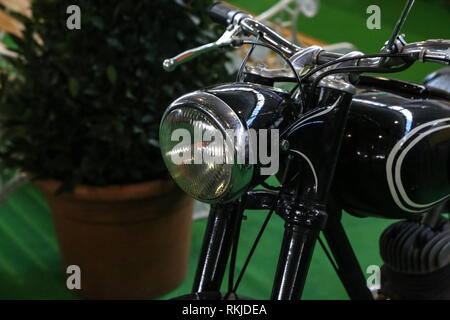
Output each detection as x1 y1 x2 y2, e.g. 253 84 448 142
0 0 231 299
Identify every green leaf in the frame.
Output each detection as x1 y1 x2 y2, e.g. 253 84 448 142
106 65 117 85
0 0 232 189
68 77 79 97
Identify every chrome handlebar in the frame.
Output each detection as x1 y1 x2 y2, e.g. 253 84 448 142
401 39 450 65
162 10 449 74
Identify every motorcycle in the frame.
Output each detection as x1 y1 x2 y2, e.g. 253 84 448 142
159 0 450 300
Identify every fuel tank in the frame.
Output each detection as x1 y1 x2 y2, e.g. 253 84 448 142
333 76 450 218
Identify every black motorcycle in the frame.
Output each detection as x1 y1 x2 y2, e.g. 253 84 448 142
159 0 450 300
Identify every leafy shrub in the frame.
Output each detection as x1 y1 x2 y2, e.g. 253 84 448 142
0 0 232 190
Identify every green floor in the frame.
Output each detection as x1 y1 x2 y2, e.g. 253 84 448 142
0 0 448 299
0 181 393 299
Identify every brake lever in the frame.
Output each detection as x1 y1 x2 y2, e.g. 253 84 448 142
162 24 241 72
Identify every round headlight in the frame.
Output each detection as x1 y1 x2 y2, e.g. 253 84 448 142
159 91 253 203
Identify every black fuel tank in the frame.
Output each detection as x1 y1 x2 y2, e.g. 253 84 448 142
333 77 450 218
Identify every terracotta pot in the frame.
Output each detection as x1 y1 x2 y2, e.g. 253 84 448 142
35 179 194 299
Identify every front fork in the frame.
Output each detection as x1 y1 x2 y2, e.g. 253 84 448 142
192 202 242 293
271 204 327 299
192 87 372 299
192 197 372 299
270 200 372 300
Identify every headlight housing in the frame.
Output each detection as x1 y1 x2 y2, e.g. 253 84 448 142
159 91 254 203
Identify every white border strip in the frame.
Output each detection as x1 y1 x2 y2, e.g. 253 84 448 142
386 117 450 213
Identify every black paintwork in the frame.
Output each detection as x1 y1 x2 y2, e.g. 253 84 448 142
204 78 450 219
334 76 450 218
424 67 450 95
196 78 450 219
206 82 296 132
192 202 241 293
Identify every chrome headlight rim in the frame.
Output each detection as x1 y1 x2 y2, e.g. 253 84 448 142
160 91 254 204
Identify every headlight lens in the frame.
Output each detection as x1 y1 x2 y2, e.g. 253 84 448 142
160 107 233 200
159 92 253 203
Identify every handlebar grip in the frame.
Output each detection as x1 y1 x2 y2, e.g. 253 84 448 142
316 51 343 65
422 50 450 65
208 2 243 25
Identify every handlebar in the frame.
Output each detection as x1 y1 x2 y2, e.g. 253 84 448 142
208 2 301 58
208 2 244 25
208 2 450 66
206 3 375 68
401 40 450 65
162 2 449 73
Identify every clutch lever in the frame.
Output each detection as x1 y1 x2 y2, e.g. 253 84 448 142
162 24 241 72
